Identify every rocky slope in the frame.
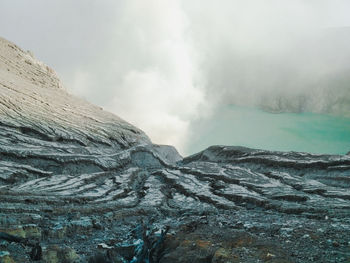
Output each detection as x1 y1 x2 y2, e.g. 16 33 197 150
0 37 350 263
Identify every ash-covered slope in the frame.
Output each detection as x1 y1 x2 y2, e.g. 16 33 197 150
0 37 350 263
0 37 153 186
0 37 150 148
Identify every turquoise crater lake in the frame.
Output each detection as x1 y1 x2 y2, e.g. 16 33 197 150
185 105 350 156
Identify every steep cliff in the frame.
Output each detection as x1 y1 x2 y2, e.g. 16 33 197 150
0 37 350 263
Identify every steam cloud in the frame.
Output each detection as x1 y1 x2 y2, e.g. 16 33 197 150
1 0 350 153
185 0 350 116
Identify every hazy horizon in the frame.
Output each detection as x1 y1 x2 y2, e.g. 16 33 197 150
1 0 350 154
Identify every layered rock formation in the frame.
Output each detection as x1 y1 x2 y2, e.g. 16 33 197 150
1 37 350 262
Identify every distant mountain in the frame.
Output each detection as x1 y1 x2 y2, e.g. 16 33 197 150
0 37 350 263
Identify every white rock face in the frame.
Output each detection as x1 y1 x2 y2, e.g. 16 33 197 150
0 37 150 149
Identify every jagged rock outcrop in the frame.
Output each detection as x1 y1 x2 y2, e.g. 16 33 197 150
1 37 350 262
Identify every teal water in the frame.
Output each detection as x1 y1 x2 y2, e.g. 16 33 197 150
185 105 350 156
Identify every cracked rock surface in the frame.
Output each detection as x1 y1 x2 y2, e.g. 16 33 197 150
1 37 350 262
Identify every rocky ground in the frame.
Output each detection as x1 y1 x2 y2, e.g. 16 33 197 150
0 37 350 263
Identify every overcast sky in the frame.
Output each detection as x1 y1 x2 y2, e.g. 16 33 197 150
1 0 350 153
